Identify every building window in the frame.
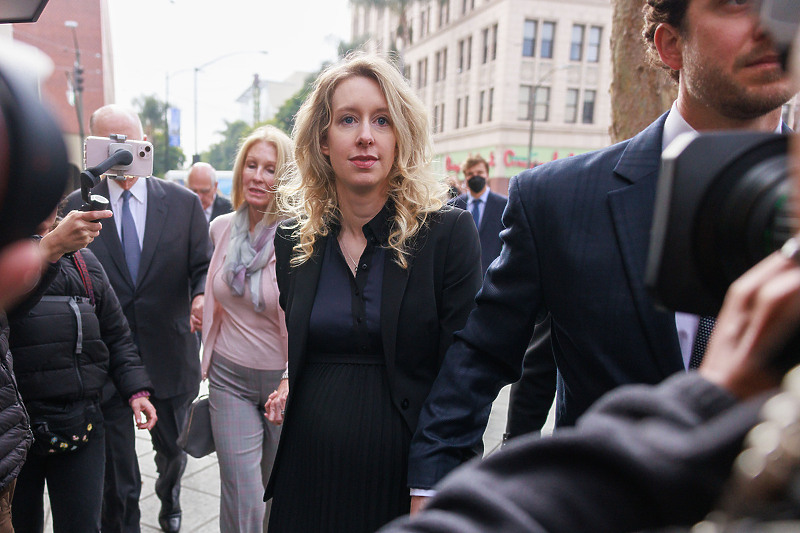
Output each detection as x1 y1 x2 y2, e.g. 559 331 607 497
523 20 537 57
462 0 467 15
470 0 475 9
541 22 555 59
478 90 485 124
441 103 445 132
464 95 469 127
518 85 532 120
488 88 494 122
535 87 550 121
417 58 428 88
482 27 489 64
582 89 596 124
491 23 498 60
458 39 466 72
466 36 472 70
456 98 462 129
587 26 602 63
433 105 440 134
565 88 579 123
403 64 411 80
435 49 447 81
571 24 585 61
521 85 550 121
439 0 450 27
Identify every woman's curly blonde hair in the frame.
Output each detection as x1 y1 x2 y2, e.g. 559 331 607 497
276 52 449 269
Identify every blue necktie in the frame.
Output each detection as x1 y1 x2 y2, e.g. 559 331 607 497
121 190 141 284
470 198 482 228
689 316 716 369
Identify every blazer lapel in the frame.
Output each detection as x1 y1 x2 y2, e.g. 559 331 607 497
286 236 326 383
137 178 168 285
95 180 133 288
607 113 683 377
381 249 411 379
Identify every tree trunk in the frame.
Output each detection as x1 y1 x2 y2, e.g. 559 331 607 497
610 0 676 143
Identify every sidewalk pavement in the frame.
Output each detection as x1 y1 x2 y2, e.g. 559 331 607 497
43 384 546 532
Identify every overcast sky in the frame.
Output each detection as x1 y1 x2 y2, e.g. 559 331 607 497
108 0 351 160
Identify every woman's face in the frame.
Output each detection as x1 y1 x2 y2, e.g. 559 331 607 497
322 76 396 196
241 140 277 212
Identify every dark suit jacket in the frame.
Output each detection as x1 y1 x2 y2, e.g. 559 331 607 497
408 113 688 489
383 373 763 533
64 178 211 398
451 191 507 276
210 194 232 221
264 206 482 499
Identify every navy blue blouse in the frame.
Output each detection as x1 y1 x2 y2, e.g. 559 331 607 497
306 205 392 358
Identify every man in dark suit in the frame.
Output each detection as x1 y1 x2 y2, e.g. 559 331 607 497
64 105 210 533
186 162 232 223
407 0 797 509
450 157 556 442
451 155 506 277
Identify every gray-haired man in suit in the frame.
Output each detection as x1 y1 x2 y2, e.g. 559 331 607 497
64 105 210 533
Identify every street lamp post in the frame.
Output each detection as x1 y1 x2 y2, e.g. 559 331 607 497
526 64 574 169
192 50 268 163
64 20 85 145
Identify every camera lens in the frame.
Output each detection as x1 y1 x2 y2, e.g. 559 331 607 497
145 145 151 152
692 137 792 302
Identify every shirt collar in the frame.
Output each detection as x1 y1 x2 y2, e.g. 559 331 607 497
107 177 147 204
662 101 784 152
469 188 490 204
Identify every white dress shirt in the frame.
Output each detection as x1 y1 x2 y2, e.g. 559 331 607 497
107 177 147 249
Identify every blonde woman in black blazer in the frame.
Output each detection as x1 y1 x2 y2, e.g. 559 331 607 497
262 53 482 533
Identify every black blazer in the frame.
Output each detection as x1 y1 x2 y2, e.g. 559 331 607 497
408 113 690 489
210 194 232 222
64 178 211 397
265 206 482 498
451 191 507 275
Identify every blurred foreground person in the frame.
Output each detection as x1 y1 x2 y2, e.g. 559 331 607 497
201 126 291 532
263 53 482 533
9 210 156 533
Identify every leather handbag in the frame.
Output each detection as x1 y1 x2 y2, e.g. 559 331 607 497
177 395 215 458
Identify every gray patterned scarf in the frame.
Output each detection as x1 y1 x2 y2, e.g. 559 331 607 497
222 206 276 312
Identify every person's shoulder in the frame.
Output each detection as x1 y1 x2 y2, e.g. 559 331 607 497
488 190 507 203
209 211 234 234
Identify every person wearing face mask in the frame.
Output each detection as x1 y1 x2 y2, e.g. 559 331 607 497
451 155 506 277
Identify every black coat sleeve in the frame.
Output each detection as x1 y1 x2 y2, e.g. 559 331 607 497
85 250 153 399
385 373 766 533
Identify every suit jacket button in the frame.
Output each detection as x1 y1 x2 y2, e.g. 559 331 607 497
401 399 409 410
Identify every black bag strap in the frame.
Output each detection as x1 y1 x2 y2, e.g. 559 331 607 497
71 250 95 306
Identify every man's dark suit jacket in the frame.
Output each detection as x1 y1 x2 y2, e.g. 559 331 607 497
451 191 506 275
210 194 232 222
384 373 762 533
407 113 688 489
264 206 482 499
64 178 211 398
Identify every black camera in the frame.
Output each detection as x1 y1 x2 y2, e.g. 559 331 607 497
645 132 792 316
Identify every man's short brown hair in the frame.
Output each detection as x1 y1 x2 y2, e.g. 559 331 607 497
462 155 489 175
642 0 689 82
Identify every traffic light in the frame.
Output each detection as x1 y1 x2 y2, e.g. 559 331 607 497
73 64 83 93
